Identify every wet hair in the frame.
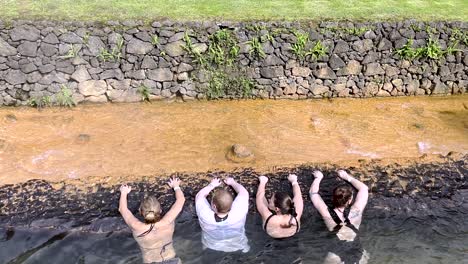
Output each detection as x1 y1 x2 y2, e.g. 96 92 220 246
212 188 233 214
332 184 353 208
273 192 297 228
139 196 161 224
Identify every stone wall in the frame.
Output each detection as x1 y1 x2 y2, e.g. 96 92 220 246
0 20 467 105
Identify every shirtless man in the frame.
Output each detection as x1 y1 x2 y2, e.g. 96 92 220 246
119 177 185 264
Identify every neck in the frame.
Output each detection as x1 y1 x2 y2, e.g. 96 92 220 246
216 212 228 217
336 207 345 213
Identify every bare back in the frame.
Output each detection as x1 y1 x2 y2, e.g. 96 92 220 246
133 221 176 263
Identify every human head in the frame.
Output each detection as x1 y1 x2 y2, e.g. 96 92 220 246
211 188 233 214
139 196 162 224
269 192 296 216
332 184 353 208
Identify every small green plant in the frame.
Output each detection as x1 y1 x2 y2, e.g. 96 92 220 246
451 28 468 46
208 29 240 66
138 85 151 102
160 51 167 56
306 40 328 60
204 70 254 100
183 31 207 67
247 36 265 59
62 44 79 59
444 40 461 55
425 25 437 35
291 31 309 60
55 85 76 107
151 34 159 46
261 33 274 43
98 35 124 62
422 38 443 59
28 95 52 109
410 24 422 32
83 32 90 45
395 39 419 60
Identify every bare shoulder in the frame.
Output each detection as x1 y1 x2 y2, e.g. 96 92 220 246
348 207 363 219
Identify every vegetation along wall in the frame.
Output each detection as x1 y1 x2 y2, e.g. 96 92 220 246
0 20 466 106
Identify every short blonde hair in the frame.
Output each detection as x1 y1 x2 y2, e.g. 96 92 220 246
212 188 233 214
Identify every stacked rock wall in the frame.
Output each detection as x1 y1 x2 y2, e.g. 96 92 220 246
0 20 466 105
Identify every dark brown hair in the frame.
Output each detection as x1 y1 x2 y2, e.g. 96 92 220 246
332 185 353 208
212 188 233 214
273 192 297 228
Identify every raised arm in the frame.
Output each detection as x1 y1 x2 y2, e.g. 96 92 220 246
338 170 368 212
119 185 145 231
288 174 304 219
195 178 221 202
255 176 272 220
309 171 332 221
224 177 248 198
160 177 186 224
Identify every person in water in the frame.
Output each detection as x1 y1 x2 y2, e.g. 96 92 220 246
256 174 304 238
119 177 185 264
195 177 250 253
310 170 370 264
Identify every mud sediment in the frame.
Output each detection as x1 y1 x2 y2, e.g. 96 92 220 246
0 154 466 231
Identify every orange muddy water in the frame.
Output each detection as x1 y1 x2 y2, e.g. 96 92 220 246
0 95 467 185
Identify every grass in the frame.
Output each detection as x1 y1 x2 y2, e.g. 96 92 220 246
0 0 466 21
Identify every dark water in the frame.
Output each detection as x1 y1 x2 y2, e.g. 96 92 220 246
1 205 467 264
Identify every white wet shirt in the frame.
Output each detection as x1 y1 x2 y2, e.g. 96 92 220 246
196 195 250 252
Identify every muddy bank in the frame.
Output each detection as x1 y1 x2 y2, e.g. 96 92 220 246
0 154 466 230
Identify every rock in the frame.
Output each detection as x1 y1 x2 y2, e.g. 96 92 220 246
43 33 59 44
291 67 311 77
148 68 173 82
260 66 284 78
352 39 373 53
106 89 141 103
226 144 254 163
178 72 189 81
17 41 37 57
71 66 91 82
126 38 153 55
40 43 58 57
283 83 297 95
263 55 284 66
85 95 108 103
59 32 82 44
10 25 41 41
164 41 185 57
363 82 380 96
333 40 349 54
107 79 131 90
313 66 336 79
76 134 91 143
364 63 385 76
19 63 37 74
337 60 362 76
100 69 124 80
406 80 420 94
383 82 393 91
329 54 345 70
193 43 208 53
177 63 193 73
85 36 105 56
141 56 158 69
439 66 450 77
392 79 404 90
0 37 17 56
78 80 108 96
362 51 379 64
310 84 329 95
376 89 391 97
432 79 449 94
125 70 146 80
5 70 26 85
331 83 346 92
385 66 399 77
377 38 393 51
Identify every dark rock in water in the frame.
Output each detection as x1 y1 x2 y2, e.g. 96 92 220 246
4 114 17 123
226 144 255 163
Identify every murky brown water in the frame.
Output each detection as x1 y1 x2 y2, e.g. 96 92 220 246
0 95 467 185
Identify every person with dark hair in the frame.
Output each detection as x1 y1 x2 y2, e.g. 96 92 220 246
310 170 370 264
195 177 250 252
119 177 185 264
256 174 304 238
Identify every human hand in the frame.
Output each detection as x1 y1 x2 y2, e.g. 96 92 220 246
337 170 350 180
209 178 222 188
288 174 298 183
313 170 324 180
120 184 131 195
224 177 236 186
168 177 181 188
258 176 269 184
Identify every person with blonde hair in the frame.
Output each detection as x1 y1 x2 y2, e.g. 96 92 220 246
119 177 185 264
195 177 250 253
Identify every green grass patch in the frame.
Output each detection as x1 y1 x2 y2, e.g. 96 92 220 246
0 0 466 21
